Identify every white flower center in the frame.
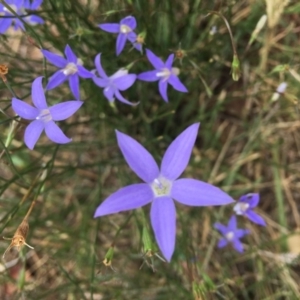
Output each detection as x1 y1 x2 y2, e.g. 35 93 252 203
63 62 78 76
120 24 132 34
225 231 234 241
171 67 180 76
150 176 172 197
36 109 52 122
233 202 249 215
156 68 171 81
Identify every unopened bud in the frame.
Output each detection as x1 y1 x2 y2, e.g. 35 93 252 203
231 54 241 81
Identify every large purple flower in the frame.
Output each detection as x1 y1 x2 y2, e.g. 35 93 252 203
98 16 138 56
94 123 234 262
233 193 266 226
92 53 137 105
41 44 92 100
137 49 188 102
214 215 250 253
11 77 83 150
0 0 44 33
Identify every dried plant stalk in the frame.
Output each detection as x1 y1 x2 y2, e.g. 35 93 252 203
0 64 8 82
265 0 290 29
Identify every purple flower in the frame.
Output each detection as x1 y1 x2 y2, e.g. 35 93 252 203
94 123 234 262
11 77 83 150
233 193 266 226
98 16 138 56
92 53 137 106
41 44 93 100
0 0 44 34
137 49 188 102
214 215 250 253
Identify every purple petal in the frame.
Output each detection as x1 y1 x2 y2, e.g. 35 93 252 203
44 121 71 144
235 229 250 238
77 65 93 78
172 179 234 206
158 80 168 102
127 31 137 43
137 70 159 82
161 123 200 180
116 130 160 183
114 74 136 91
120 16 136 30
146 49 164 69
64 44 77 63
46 70 68 90
150 196 176 262
241 193 259 208
24 120 44 150
31 0 43 9
0 19 12 34
93 77 109 88
232 239 244 253
94 53 107 78
245 210 266 226
103 86 115 101
116 33 127 56
12 98 38 120
98 23 120 33
41 49 67 68
69 74 80 100
26 15 44 25
168 74 188 93
228 215 237 231
165 54 174 69
94 184 153 217
31 76 48 109
49 101 83 121
214 223 228 235
115 90 138 106
133 42 142 53
217 238 228 248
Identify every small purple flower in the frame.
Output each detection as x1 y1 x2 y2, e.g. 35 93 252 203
137 49 188 102
214 215 250 253
98 16 138 56
11 77 83 150
233 193 266 226
94 123 234 262
92 53 137 106
0 0 44 33
41 44 93 100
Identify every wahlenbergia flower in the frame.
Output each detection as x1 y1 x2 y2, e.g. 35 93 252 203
233 193 266 226
41 44 92 100
92 53 137 105
0 0 44 34
11 76 83 150
94 123 234 262
137 49 188 102
214 215 250 253
98 16 139 56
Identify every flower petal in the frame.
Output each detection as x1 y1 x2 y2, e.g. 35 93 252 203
127 31 137 43
240 193 259 208
44 121 71 144
98 23 120 33
133 42 142 53
115 90 138 106
217 238 228 248
41 49 67 68
116 33 127 56
93 77 109 88
228 215 237 230
77 65 93 78
0 19 12 34
103 86 115 101
116 130 159 183
235 229 250 238
165 54 174 69
232 239 244 253
214 223 228 235
146 49 164 69
137 70 159 82
31 76 47 109
46 70 68 90
150 196 176 262
245 210 266 226
30 0 43 9
24 120 44 150
172 179 234 206
49 101 83 121
158 80 168 102
121 16 136 30
64 44 77 63
94 53 107 78
161 123 200 180
12 98 38 120
69 74 80 100
168 74 188 93
94 183 153 217
26 15 44 25
114 74 136 91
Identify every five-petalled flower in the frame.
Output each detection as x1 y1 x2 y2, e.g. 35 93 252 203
92 53 137 105
94 123 234 262
98 16 139 56
214 215 250 253
0 0 44 34
137 49 188 102
233 193 266 226
41 44 92 100
11 77 83 150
